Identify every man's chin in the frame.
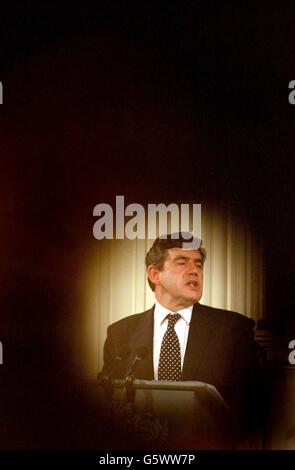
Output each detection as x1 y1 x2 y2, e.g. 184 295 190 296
185 292 202 305
185 285 202 296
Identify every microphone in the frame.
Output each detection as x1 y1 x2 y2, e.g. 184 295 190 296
97 347 130 382
125 346 148 380
124 346 148 405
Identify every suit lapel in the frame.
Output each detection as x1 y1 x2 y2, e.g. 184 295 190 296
181 303 213 380
129 306 154 380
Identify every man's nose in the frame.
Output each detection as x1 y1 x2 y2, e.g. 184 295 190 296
187 262 198 275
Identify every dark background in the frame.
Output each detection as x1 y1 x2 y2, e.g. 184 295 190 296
0 2 294 448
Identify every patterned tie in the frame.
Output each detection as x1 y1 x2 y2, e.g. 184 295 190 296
158 313 182 381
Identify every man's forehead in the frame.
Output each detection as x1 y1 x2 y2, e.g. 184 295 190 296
166 247 201 258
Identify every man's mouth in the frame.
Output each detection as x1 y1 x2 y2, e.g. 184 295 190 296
186 280 199 288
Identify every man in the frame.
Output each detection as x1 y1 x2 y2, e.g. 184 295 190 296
101 233 260 439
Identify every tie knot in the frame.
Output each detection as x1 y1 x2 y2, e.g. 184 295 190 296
167 313 181 327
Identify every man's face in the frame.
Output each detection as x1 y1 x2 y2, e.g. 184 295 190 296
150 247 204 310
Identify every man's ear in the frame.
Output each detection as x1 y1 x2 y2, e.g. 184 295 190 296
147 265 160 287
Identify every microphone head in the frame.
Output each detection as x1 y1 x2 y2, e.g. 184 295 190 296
124 346 149 379
116 347 130 361
135 345 148 360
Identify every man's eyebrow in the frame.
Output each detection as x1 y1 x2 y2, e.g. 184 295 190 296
173 255 203 263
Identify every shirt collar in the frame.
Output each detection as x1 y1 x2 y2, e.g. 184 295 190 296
154 300 193 326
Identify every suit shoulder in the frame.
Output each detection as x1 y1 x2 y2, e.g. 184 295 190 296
108 309 152 332
197 303 255 330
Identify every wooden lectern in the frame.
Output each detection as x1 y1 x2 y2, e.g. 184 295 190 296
97 379 234 449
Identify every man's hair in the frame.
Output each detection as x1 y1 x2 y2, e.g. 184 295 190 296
145 233 206 291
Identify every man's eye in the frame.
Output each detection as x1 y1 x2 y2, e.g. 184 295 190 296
177 261 186 265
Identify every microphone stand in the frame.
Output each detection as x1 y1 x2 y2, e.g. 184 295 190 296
122 348 148 432
98 373 114 400
97 351 129 402
124 355 142 405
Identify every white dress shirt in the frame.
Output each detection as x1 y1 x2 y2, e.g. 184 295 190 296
153 300 193 380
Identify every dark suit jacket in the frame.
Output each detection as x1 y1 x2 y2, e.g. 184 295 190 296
102 302 260 426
